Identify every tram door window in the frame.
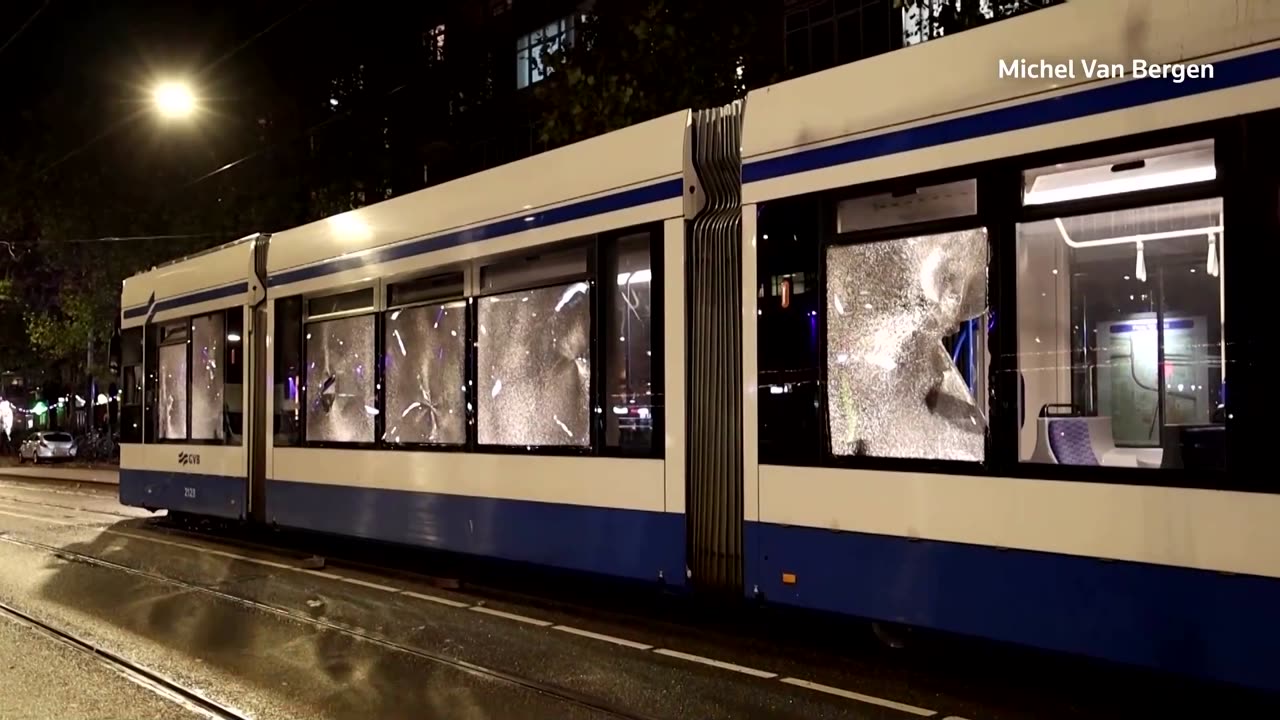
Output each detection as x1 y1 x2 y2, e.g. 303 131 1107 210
119 327 144 444
756 196 824 465
272 296 303 446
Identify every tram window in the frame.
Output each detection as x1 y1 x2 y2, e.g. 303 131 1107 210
826 228 989 462
605 231 657 451
1015 197 1225 471
383 301 467 445
304 314 376 443
479 245 589 294
476 282 591 447
223 308 244 444
388 271 464 308
156 321 189 441
190 312 225 441
756 195 824 464
273 296 303 446
119 327 143 444
307 288 374 318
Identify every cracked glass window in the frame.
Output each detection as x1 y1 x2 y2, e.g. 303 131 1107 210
157 342 188 440
477 282 591 446
826 229 989 461
384 301 467 444
305 315 376 443
190 312 225 440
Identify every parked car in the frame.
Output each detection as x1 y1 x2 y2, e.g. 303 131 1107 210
18 431 77 463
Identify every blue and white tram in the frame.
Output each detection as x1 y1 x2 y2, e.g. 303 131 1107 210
118 0 1280 692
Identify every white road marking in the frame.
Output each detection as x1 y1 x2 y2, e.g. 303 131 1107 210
334 575 401 593
780 678 936 716
553 624 654 650
403 591 470 608
469 606 554 626
653 648 778 678
301 569 343 580
0 508 77 526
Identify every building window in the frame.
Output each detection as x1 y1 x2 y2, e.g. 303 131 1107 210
900 0 1062 49
785 0 891 77
425 24 445 62
477 282 592 447
1016 141 1224 471
517 16 575 89
826 228 989 461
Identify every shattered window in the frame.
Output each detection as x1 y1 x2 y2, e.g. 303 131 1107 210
305 315 376 443
826 228 989 461
157 342 188 440
477 282 591 446
383 301 467 445
190 312 225 441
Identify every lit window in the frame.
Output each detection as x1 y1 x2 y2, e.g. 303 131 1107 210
1016 195 1225 470
516 16 575 89
425 24 445 62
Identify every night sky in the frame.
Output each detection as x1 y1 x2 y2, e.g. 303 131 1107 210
1 1 322 187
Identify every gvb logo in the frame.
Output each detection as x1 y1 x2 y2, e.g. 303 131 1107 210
178 452 201 466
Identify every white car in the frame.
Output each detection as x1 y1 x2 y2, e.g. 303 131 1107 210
18 431 77 463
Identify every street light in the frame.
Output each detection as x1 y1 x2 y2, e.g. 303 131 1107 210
152 81 196 119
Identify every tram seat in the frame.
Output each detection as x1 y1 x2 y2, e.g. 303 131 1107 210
1029 405 1128 466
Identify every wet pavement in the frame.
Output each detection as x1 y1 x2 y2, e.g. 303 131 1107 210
0 475 1276 720
0 608 201 720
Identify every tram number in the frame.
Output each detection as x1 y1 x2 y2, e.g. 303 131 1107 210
183 487 197 499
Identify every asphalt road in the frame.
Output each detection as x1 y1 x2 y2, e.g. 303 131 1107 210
0 473 1274 720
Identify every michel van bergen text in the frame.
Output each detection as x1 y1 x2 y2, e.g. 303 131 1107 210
999 58 1214 83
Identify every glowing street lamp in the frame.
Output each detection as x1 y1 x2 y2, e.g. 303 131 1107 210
152 81 197 119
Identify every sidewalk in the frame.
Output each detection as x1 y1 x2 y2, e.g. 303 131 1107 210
0 460 119 485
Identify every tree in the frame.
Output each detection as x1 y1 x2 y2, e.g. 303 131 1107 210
533 0 774 148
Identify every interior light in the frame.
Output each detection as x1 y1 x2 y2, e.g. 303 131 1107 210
227 333 242 342
1025 148 1215 206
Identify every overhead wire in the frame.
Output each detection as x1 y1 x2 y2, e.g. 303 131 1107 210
0 0 51 60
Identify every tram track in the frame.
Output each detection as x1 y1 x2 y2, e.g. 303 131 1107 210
0 532 668 720
0 597 251 720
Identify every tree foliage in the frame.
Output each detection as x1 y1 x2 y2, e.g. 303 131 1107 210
534 0 770 148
